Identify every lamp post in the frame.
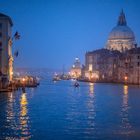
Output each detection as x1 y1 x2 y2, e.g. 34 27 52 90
124 75 128 84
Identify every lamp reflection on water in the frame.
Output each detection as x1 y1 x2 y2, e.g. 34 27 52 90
89 83 94 94
123 85 129 110
123 85 128 95
83 82 96 136
20 92 31 139
6 92 15 129
121 85 133 134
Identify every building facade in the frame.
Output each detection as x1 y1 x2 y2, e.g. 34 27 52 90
83 10 140 85
0 13 13 86
117 48 140 84
84 49 121 82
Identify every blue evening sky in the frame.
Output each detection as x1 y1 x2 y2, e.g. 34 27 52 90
0 0 140 69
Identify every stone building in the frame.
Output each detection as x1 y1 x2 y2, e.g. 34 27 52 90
117 48 140 84
82 10 140 85
70 57 82 78
0 13 13 87
84 49 121 82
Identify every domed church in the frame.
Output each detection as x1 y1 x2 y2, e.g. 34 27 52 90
106 10 136 52
83 10 140 85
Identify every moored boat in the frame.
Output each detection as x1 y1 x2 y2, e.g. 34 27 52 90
53 73 61 81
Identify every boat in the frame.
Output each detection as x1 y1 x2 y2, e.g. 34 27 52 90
53 73 61 81
22 87 26 93
74 81 79 87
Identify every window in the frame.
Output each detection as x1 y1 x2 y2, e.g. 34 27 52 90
0 32 2 37
125 62 128 67
137 56 140 59
88 55 93 63
138 62 140 67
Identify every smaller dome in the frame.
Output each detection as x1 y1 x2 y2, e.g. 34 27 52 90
109 25 135 40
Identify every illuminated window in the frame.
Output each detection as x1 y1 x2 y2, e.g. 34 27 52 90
89 64 92 71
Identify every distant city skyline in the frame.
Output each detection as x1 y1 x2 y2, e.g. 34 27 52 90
0 0 140 69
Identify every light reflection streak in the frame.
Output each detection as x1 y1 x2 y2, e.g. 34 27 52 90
6 92 15 127
20 92 31 140
121 85 133 134
89 83 94 95
5 92 17 139
5 92 31 139
123 85 128 95
83 83 96 137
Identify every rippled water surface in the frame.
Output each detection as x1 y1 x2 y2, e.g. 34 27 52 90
1 79 140 140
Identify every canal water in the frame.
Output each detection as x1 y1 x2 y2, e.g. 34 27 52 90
1 78 140 140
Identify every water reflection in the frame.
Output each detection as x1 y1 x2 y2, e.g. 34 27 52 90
3 91 31 140
6 92 16 136
20 92 31 139
82 83 96 138
121 85 133 135
89 83 94 95
123 85 128 95
1 80 140 139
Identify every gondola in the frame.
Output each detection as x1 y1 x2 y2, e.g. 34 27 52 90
74 82 79 87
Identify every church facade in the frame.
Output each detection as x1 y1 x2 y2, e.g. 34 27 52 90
82 10 140 85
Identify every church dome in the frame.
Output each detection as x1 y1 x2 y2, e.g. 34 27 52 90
109 25 135 40
106 10 136 52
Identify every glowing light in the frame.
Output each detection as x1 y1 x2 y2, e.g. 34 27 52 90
93 73 99 79
75 57 79 61
124 76 128 81
89 64 92 71
22 78 25 82
10 71 13 75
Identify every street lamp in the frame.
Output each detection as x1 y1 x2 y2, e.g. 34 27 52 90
124 76 128 84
